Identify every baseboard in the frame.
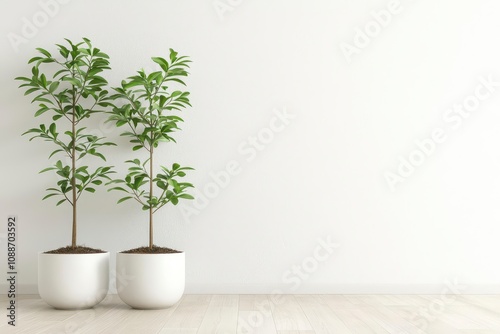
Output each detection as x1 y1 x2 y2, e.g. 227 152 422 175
3 283 500 295
184 283 500 295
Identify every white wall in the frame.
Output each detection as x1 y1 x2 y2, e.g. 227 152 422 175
1 0 500 294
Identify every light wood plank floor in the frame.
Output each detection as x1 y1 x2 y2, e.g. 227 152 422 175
1 294 500 333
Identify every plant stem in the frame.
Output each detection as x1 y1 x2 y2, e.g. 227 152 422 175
149 144 153 249
71 92 77 249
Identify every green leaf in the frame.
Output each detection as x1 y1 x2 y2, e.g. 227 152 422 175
34 106 49 117
32 95 53 104
62 77 81 87
125 159 141 165
153 57 170 72
117 196 133 204
165 77 187 86
76 166 88 173
40 74 47 87
36 47 52 58
24 87 40 96
84 187 96 193
147 71 163 83
48 81 59 93
39 166 56 173
108 186 128 192
101 166 112 173
28 57 43 64
42 193 59 200
169 49 178 62
49 123 57 137
90 152 106 161
75 173 87 182
95 52 110 59
123 79 144 89
48 149 63 159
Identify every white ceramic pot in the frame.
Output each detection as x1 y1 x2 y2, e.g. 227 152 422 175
38 252 109 309
116 252 185 309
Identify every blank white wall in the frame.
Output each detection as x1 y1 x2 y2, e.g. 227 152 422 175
1 0 500 294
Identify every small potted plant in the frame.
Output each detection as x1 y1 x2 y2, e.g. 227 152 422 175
16 38 115 309
108 49 194 309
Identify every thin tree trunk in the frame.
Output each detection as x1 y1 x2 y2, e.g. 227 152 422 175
149 146 153 249
71 100 77 249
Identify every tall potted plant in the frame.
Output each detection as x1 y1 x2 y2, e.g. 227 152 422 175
16 38 115 309
108 49 194 309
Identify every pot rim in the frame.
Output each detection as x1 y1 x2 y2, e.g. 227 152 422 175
117 251 185 255
38 251 110 255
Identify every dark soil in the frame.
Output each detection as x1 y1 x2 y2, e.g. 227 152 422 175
121 245 182 254
44 246 107 254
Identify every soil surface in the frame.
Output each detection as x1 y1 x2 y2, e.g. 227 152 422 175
121 245 182 254
44 246 107 254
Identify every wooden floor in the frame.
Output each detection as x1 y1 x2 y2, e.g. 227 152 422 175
1 294 500 333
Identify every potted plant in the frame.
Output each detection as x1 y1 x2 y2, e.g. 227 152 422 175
107 49 194 309
16 38 115 309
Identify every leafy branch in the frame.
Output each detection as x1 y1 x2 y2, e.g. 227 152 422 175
108 160 193 211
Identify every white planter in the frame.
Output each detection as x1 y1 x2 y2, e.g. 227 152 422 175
116 252 185 309
38 252 109 309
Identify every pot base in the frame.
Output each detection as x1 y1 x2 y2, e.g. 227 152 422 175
116 252 185 309
38 252 109 310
